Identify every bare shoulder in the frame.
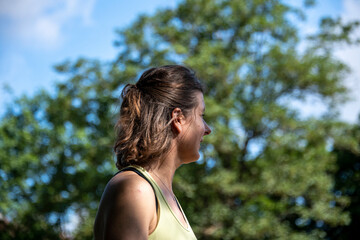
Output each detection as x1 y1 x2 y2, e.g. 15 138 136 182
94 171 157 240
107 171 155 200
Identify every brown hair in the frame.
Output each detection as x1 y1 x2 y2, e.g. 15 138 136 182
114 65 203 169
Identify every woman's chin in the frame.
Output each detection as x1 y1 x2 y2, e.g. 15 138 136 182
182 153 200 164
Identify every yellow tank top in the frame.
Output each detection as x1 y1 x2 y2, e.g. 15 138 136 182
122 165 197 240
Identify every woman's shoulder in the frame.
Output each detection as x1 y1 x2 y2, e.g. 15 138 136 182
94 170 157 239
105 170 155 201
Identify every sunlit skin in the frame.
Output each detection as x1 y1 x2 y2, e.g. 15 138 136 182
94 91 211 240
175 91 211 165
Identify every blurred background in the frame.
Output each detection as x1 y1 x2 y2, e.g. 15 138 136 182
0 0 359 239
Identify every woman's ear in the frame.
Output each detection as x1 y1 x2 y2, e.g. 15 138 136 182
171 108 184 134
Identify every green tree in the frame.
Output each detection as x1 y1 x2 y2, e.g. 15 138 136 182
324 123 360 239
0 60 117 239
1 0 359 239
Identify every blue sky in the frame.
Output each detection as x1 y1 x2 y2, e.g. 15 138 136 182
0 0 359 123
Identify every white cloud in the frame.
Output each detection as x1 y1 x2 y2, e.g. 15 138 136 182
335 0 360 123
342 0 360 22
288 0 360 123
0 0 96 49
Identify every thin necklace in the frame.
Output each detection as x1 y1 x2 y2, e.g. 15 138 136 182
152 171 177 202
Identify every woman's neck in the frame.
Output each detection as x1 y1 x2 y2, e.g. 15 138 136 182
149 145 181 192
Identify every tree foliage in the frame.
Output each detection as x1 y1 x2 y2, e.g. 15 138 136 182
326 124 360 240
1 0 359 239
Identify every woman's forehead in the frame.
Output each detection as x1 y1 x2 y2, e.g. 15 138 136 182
195 92 205 110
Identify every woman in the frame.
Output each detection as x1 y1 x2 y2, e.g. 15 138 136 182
94 65 211 239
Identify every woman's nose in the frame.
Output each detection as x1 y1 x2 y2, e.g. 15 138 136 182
204 122 211 135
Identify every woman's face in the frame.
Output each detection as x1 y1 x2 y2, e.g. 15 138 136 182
178 91 211 164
